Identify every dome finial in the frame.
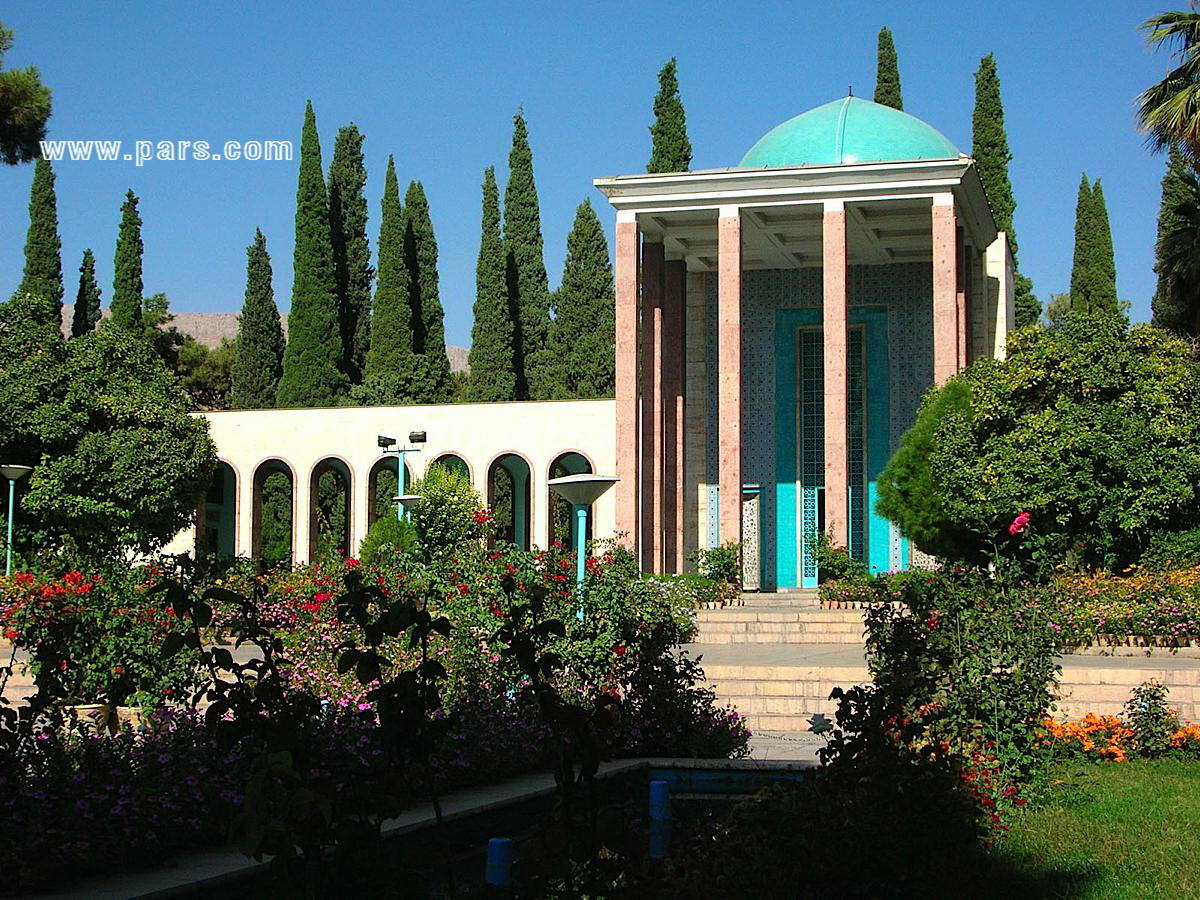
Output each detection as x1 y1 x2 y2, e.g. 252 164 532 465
848 84 853 97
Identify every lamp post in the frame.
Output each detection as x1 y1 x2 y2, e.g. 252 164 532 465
547 474 618 620
2 464 32 577
377 432 427 521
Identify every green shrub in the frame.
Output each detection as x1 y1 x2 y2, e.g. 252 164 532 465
1141 528 1200 571
692 542 741 584
815 532 871 583
1123 681 1179 758
3 563 199 709
408 462 486 561
878 313 1200 570
819 566 1060 824
357 516 418 567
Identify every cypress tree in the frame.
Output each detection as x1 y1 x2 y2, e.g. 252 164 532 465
71 248 101 337
504 111 551 400
110 189 144 330
361 155 415 401
548 198 615 399
18 156 63 323
1068 174 1093 311
1089 179 1118 313
873 27 903 110
231 229 284 409
403 180 452 403
328 124 372 385
277 101 348 407
1069 174 1119 315
466 167 516 402
972 53 1040 326
647 57 693 173
1152 145 1198 335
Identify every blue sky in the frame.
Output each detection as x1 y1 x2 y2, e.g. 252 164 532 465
0 1 1175 345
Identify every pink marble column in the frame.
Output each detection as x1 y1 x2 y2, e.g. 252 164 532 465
614 220 640 553
932 201 959 386
717 212 742 546
663 258 686 574
823 204 849 549
641 241 665 572
957 228 968 368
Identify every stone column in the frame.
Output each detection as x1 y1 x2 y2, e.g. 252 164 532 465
823 200 849 549
351 461 371 560
641 240 665 572
682 270 707 571
614 215 641 554
956 225 968 369
293 464 312 566
237 467 255 559
717 208 742 546
663 258 686 574
932 195 959 386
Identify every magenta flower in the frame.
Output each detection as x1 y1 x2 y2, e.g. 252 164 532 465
1008 512 1031 536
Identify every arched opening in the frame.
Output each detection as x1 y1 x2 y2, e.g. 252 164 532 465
548 452 593 549
252 459 294 567
488 453 531 550
310 458 352 560
368 456 414 524
197 461 237 561
432 453 470 484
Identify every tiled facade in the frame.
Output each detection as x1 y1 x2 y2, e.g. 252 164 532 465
695 263 934 588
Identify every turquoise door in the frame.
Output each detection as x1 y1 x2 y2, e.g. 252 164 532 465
775 308 890 589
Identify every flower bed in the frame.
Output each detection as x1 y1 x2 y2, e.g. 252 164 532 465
1036 567 1200 646
820 566 1200 647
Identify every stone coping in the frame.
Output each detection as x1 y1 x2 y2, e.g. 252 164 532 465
34 757 814 900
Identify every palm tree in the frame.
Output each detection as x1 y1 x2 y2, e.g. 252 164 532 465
1155 159 1200 336
1139 5 1200 160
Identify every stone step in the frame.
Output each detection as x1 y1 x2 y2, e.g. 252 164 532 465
696 621 865 634
741 712 830 732
698 649 1200 735
741 591 820 608
694 609 865 624
694 631 867 645
706 678 854 699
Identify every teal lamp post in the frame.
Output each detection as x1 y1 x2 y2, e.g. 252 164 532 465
2 464 32 577
377 432 426 521
547 474 618 621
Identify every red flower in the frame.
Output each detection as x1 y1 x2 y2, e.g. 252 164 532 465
1008 512 1031 537
457 583 470 596
613 645 626 656
490 607 506 618
474 509 492 524
112 665 124 675
346 558 360 569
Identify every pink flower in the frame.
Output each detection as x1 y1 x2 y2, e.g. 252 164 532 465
1008 512 1031 537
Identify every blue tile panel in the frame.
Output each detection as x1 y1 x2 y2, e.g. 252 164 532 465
702 263 932 588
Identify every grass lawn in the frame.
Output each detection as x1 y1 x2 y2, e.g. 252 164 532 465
988 759 1200 899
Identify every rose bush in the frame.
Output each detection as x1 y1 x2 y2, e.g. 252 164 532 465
1 564 199 709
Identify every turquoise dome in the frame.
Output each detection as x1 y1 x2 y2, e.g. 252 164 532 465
739 96 960 168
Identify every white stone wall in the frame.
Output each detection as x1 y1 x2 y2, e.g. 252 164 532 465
165 399 618 563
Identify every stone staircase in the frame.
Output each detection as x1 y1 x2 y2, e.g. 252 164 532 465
693 592 866 645
689 593 1200 736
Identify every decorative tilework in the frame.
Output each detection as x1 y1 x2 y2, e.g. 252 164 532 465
798 328 824 584
701 263 932 586
847 327 866 561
